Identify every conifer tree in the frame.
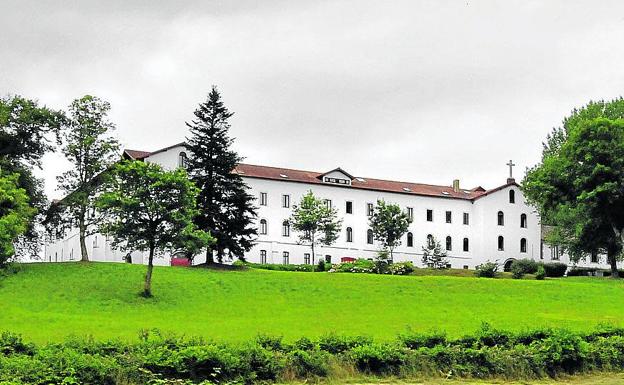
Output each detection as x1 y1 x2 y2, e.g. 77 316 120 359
185 87 256 263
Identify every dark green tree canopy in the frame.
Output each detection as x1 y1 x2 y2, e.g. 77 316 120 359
523 98 624 276
0 170 36 265
185 86 256 262
369 199 411 260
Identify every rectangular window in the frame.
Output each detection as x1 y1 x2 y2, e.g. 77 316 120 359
282 194 290 208
325 255 332 263
304 253 311 265
260 250 267 264
591 251 598 263
324 199 332 209
407 207 413 221
463 212 469 225
283 251 289 265
282 222 290 237
346 201 353 214
446 211 452 223
426 209 433 222
367 203 374 216
260 192 267 206
463 238 469 252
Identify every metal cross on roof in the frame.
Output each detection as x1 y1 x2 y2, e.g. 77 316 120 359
506 160 516 178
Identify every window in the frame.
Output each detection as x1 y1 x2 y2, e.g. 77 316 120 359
407 207 413 221
446 236 452 251
426 209 433 222
551 245 560 260
509 190 515 203
178 152 187 168
497 211 504 226
463 265 469 270
346 227 353 242
367 203 374 216
283 251 289 265
498 236 504 251
282 220 290 237
260 219 267 235
520 213 527 228
325 255 332 263
520 238 527 253
367 229 374 244
260 250 267 264
282 194 290 208
304 253 311 265
463 238 469 252
346 201 353 214
407 232 413 247
463 212 469 225
446 211 452 223
93 236 99 248
591 251 598 263
260 192 267 206
426 234 433 246
324 199 332 209
540 240 544 259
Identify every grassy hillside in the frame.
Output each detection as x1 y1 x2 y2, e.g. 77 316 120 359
0 262 623 343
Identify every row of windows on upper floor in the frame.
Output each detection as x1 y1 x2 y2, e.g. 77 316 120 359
260 192 528 228
259 219 530 254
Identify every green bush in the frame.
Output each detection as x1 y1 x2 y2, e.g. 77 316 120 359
245 263 315 272
511 264 525 279
287 349 330 378
329 258 374 273
541 262 567 277
511 259 540 275
399 331 447 349
475 261 499 278
317 334 371 354
349 343 406 374
535 266 546 280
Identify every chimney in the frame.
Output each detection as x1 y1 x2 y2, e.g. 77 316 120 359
507 178 516 184
452 179 460 192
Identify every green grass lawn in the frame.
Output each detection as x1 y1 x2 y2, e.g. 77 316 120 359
1 262 623 343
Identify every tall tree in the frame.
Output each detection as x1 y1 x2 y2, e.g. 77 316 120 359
96 161 214 297
523 105 624 277
369 199 411 261
289 190 342 265
185 86 256 263
55 96 120 262
0 95 65 258
0 170 36 266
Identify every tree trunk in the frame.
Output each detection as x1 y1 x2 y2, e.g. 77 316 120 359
143 245 155 297
79 215 89 262
205 247 214 265
608 248 619 279
311 242 315 266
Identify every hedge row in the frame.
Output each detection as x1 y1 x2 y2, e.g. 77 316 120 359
3 325 624 384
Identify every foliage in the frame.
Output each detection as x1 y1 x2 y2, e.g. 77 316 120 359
475 261 499 278
289 190 342 264
329 259 414 275
96 161 214 296
421 235 448 269
368 200 411 260
52 95 120 262
185 86 256 263
0 96 66 258
4 327 624 383
535 265 546 280
0 171 36 266
523 98 624 277
511 259 540 279
542 262 567 277
242 262 315 272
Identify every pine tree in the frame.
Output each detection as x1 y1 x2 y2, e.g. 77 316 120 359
185 86 256 263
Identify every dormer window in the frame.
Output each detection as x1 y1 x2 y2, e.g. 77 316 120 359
320 168 354 186
323 176 351 185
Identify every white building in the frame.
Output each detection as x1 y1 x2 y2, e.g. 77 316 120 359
44 143 610 271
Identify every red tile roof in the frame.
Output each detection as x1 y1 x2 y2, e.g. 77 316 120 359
124 149 152 160
234 163 495 200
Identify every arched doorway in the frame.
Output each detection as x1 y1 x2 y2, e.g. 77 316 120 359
503 259 516 272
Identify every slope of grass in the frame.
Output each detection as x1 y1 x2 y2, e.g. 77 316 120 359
0 262 623 343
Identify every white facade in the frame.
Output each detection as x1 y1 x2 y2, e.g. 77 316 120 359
44 143 611 271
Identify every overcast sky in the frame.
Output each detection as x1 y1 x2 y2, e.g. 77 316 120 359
3 0 624 200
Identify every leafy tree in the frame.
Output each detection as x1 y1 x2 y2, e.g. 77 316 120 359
368 200 411 261
289 190 342 265
0 170 36 266
185 86 256 263
55 96 120 262
0 95 65 258
421 235 448 269
96 161 214 297
523 101 624 277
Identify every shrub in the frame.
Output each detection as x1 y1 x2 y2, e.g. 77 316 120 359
255 334 284 351
510 259 540 275
317 334 371 354
287 349 330 378
399 331 447 349
542 262 567 277
387 261 415 275
349 344 406 374
475 261 499 278
511 264 524 279
329 258 374 274
316 260 327 272
535 265 546 280
245 263 315 272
